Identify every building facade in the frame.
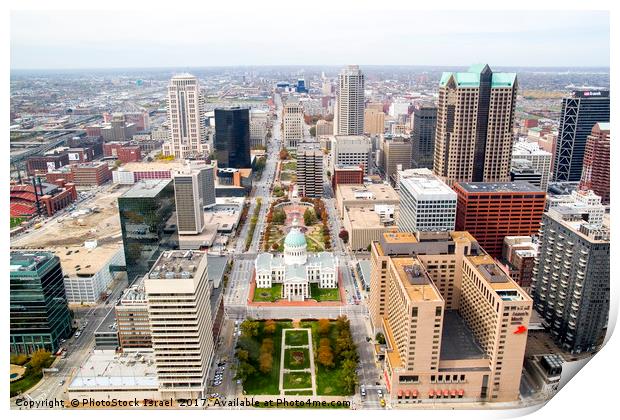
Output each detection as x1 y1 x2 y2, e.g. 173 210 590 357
283 100 304 149
364 108 385 135
330 135 371 175
296 142 324 198
335 65 365 136
512 140 552 191
410 103 437 170
579 122 610 204
454 182 546 258
553 90 610 182
10 251 73 354
145 250 214 399
398 169 457 233
163 74 206 159
434 64 517 185
214 107 251 168
531 191 609 353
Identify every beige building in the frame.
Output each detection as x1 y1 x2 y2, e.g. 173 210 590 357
163 74 205 158
283 99 304 149
334 65 365 136
296 142 324 198
342 207 395 252
335 183 400 219
316 119 333 137
382 136 412 183
370 231 532 404
434 64 517 185
364 108 385 135
116 285 151 350
145 250 214 400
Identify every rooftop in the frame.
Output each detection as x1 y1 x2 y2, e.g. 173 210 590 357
10 251 55 274
392 257 441 302
148 250 207 280
68 350 158 391
400 172 456 198
338 183 399 202
440 311 487 360
457 181 544 194
439 64 517 88
52 242 123 278
346 207 387 228
121 179 172 198
121 160 186 172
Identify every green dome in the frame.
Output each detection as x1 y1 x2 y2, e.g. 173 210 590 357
284 228 307 248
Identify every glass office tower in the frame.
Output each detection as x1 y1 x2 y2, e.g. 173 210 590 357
214 107 251 169
10 251 73 354
118 179 178 285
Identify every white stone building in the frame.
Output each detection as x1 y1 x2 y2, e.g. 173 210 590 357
254 220 338 301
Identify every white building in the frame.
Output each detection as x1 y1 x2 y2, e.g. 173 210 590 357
59 243 125 305
163 74 206 158
283 99 304 149
330 135 371 175
145 250 214 400
173 162 216 235
255 220 338 301
512 140 552 191
397 168 457 233
335 65 365 136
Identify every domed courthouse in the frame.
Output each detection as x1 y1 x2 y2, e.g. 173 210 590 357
255 219 338 301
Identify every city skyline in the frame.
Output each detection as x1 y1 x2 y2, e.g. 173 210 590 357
10 10 610 69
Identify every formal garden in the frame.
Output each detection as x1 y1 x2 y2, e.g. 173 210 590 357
10 350 54 397
234 317 358 397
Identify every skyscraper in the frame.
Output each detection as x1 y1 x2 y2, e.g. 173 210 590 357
381 136 412 183
364 108 385 135
282 99 304 149
335 65 365 136
118 179 178 284
531 190 609 353
296 142 324 198
145 250 214 399
579 122 610 204
163 74 206 159
214 107 251 168
553 90 610 182
411 102 437 169
434 64 517 185
10 251 73 354
173 161 216 235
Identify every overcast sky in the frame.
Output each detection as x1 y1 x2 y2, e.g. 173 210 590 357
10 9 610 69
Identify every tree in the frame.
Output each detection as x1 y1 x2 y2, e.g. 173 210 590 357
367 244 372 252
339 230 349 243
272 209 286 224
317 345 334 368
309 126 316 137
29 349 52 372
240 319 260 338
279 149 290 160
326 170 331 178
260 338 274 354
259 352 273 373
272 242 279 251
264 319 276 335
375 333 386 345
318 319 331 336
235 361 256 382
340 359 359 394
304 208 317 226
236 348 250 362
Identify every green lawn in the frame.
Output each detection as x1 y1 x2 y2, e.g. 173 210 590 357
285 330 309 346
310 284 340 302
253 284 283 302
242 321 292 395
283 372 312 389
284 390 314 396
10 217 24 229
282 161 297 171
284 348 310 370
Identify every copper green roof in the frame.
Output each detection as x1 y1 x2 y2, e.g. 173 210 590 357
439 64 516 88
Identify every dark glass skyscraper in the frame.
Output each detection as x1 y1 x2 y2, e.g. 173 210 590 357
10 251 73 354
214 107 251 169
411 102 437 169
118 179 178 284
553 89 610 182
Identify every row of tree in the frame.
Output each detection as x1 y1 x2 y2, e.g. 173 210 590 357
235 319 278 382
315 317 359 394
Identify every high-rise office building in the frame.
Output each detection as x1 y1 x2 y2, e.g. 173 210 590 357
501 236 537 293
296 142 324 198
364 108 385 135
163 74 206 159
283 99 304 149
335 65 365 136
116 285 151 350
145 250 214 399
330 135 371 175
118 179 178 284
554 90 610 182
369 231 532 403
531 190 609 353
512 140 552 191
434 64 517 185
454 182 546 258
173 163 216 235
214 107 251 168
579 122 610 204
249 109 269 148
10 251 73 354
316 119 333 137
411 102 437 169
397 168 456 233
382 136 412 183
